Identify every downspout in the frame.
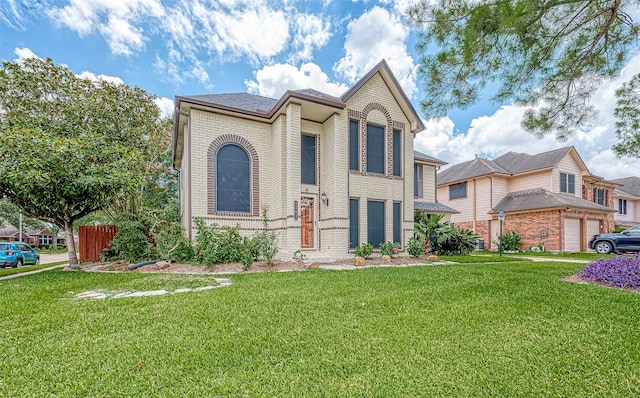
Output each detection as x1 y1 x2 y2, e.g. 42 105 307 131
473 179 477 232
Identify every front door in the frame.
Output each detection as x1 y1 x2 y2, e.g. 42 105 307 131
301 198 314 248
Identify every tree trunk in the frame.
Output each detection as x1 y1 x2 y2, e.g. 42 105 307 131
64 221 78 265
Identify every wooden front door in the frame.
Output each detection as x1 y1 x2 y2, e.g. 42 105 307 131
301 198 314 248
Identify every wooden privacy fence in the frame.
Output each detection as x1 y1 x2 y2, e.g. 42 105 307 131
79 225 117 263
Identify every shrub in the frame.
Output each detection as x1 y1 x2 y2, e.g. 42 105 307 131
380 241 401 256
493 230 522 252
193 218 245 265
111 215 152 263
152 221 194 262
579 254 640 290
354 242 374 258
433 226 478 256
406 237 425 257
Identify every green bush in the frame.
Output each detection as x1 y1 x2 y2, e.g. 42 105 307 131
152 221 194 262
493 230 522 252
111 214 152 263
354 242 374 258
432 225 478 256
194 218 249 266
406 237 425 257
380 241 401 256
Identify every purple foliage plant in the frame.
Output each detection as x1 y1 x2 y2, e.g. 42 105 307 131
578 254 640 290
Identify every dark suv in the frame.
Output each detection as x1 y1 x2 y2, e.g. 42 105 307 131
589 225 640 254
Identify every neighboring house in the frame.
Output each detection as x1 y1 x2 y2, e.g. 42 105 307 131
436 147 616 252
0 222 66 247
413 150 459 219
173 60 446 260
610 176 640 227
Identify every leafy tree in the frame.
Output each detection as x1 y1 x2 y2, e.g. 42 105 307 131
614 73 640 157
0 57 163 265
407 0 639 140
0 198 45 232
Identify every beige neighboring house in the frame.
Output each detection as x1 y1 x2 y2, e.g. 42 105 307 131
172 60 448 260
436 147 616 252
611 176 640 227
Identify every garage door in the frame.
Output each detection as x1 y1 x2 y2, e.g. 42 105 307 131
564 218 581 252
586 220 600 251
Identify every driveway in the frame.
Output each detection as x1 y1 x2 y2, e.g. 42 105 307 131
40 252 71 264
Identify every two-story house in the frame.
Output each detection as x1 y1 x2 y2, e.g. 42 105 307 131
611 176 640 228
436 147 616 252
172 60 447 260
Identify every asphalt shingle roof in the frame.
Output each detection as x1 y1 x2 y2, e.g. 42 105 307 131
611 176 640 198
491 188 617 213
414 201 460 213
438 147 583 185
181 93 279 114
414 150 447 165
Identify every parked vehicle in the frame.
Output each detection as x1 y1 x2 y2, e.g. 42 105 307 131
0 242 40 268
589 225 640 254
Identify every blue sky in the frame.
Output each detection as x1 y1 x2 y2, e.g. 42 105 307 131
2 0 640 179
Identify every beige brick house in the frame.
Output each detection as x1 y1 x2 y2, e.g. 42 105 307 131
436 147 616 252
172 60 449 260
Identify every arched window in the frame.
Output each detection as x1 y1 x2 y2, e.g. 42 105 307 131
216 144 250 212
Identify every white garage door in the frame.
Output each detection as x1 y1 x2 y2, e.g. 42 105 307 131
586 220 600 251
564 218 581 252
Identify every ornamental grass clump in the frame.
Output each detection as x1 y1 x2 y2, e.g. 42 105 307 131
579 254 640 290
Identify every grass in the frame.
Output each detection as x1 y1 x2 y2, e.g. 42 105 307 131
1 261 640 397
0 260 68 277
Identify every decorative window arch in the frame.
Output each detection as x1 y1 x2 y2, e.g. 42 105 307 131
361 103 393 176
208 135 259 215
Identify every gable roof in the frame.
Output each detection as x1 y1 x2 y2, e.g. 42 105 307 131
438 156 510 185
490 188 617 214
611 176 640 198
438 146 587 185
414 150 447 166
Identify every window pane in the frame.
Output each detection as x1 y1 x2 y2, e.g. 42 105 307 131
349 198 359 249
217 144 250 212
367 124 385 174
560 173 567 192
301 135 316 185
367 200 385 248
568 174 575 193
349 120 359 171
393 202 401 244
393 129 401 176
450 182 466 200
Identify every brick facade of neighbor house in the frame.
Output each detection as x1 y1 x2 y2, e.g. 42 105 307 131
173 60 447 261
437 147 617 252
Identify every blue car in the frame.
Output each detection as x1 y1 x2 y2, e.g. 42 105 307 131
0 242 40 268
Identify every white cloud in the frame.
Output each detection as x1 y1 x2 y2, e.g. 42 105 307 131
13 47 41 63
76 71 125 85
245 62 349 98
47 0 164 56
289 13 332 62
154 97 174 119
415 53 640 180
334 6 417 98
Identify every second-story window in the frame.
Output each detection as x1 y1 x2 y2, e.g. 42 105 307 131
414 164 423 198
449 182 467 200
560 173 575 193
301 134 317 185
367 124 385 174
619 199 628 215
592 188 608 205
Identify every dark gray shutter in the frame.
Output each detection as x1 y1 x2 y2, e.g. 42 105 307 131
349 120 359 171
393 129 401 176
301 135 316 185
349 198 359 249
393 202 401 244
367 200 385 248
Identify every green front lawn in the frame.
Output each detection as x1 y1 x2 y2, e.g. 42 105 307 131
1 261 639 397
0 260 68 277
